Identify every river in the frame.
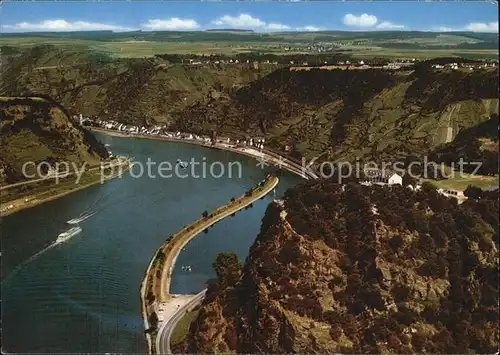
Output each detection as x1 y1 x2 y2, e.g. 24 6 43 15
1 133 301 353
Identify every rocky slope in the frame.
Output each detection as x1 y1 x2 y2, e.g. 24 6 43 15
179 182 499 354
0 96 108 185
431 113 499 176
0 45 275 127
2 47 498 165
177 65 499 162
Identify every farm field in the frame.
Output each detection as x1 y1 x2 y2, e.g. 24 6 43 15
1 30 498 59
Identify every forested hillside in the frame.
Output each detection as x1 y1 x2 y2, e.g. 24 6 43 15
2 46 498 165
0 97 108 185
0 45 275 127
431 113 498 176
178 182 499 353
177 65 499 163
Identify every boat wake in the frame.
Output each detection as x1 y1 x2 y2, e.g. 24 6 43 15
3 228 81 283
67 211 96 224
65 181 124 223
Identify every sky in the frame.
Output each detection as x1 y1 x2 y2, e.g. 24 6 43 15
1 1 498 33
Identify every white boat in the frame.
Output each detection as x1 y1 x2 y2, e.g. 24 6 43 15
176 159 188 169
57 226 82 243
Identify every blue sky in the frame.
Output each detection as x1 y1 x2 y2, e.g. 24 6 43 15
2 1 498 33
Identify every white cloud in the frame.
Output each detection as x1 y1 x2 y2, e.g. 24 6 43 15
265 23 291 31
4 19 133 32
343 13 378 27
434 22 498 33
465 21 498 33
342 14 406 30
142 18 200 30
211 14 293 32
376 21 405 30
212 14 266 28
435 26 459 32
297 25 321 32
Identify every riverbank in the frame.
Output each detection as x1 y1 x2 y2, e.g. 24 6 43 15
89 127 316 179
140 175 279 353
0 158 130 217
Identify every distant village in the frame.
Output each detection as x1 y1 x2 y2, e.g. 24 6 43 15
80 116 267 150
430 61 497 71
81 116 472 202
290 59 416 70
180 56 497 72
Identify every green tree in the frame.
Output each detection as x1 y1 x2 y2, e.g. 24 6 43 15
149 311 159 329
212 252 242 286
464 185 483 200
402 173 417 187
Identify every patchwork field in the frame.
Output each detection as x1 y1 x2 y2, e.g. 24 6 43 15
1 30 498 59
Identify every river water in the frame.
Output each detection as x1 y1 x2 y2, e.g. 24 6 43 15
1 133 301 353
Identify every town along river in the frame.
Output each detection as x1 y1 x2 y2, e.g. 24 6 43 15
1 132 301 353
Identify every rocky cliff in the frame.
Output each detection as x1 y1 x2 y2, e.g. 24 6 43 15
0 96 108 185
179 182 499 354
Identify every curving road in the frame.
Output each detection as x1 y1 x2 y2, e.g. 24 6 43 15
159 176 280 300
156 289 207 354
141 176 279 354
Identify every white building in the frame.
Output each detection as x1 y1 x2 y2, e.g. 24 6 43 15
217 137 230 143
363 169 402 186
387 173 402 185
438 188 465 198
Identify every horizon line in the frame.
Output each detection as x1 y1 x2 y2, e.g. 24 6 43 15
2 29 498 34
